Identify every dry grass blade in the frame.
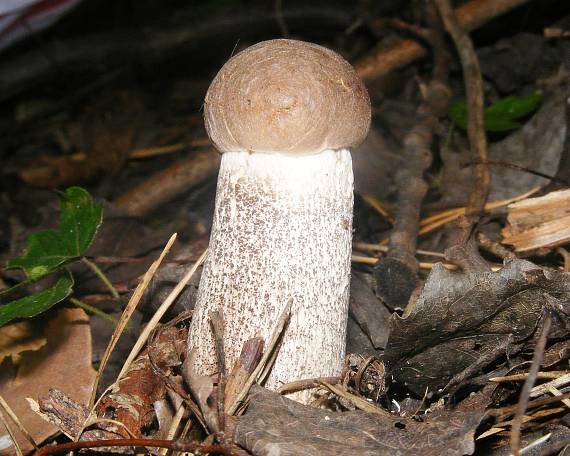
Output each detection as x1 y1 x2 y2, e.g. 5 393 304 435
360 193 394 222
353 241 446 258
89 233 178 408
419 186 541 233
277 377 340 395
316 381 388 415
118 248 208 379
352 253 506 271
487 392 570 419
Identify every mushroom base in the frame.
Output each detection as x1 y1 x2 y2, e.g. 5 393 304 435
188 149 354 404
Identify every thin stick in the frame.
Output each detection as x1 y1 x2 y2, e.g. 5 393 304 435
89 233 177 408
118 248 208 379
419 186 541 227
435 0 489 221
360 193 394 222
355 0 531 81
353 241 446 258
486 392 570 418
278 377 340 395
129 138 210 159
317 381 388 415
373 2 451 309
227 300 292 415
352 254 506 271
510 313 552 456
489 372 568 382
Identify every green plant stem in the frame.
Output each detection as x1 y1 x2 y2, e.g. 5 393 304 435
81 257 119 299
69 297 119 326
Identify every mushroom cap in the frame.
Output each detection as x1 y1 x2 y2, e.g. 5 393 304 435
204 39 371 155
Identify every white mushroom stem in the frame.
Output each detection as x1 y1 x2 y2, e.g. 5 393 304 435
188 148 353 403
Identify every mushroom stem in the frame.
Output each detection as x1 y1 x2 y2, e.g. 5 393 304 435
188 149 353 403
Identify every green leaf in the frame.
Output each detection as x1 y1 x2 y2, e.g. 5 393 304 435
7 187 103 280
0 272 73 327
448 100 468 130
481 113 522 132
448 93 542 133
485 93 542 119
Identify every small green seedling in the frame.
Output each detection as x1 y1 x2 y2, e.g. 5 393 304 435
448 92 542 132
0 187 115 327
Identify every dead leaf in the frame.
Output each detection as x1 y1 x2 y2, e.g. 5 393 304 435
0 308 96 455
235 386 485 456
183 350 218 433
0 321 46 365
383 259 570 396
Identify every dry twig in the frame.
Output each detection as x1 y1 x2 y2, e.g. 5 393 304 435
355 0 532 81
435 0 489 220
374 0 451 310
113 149 220 216
510 313 552 456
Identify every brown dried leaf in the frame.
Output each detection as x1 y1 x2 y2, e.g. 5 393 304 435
86 326 185 439
183 350 218 433
383 259 570 396
349 272 391 350
235 386 485 456
0 308 96 455
0 321 46 365
33 389 90 440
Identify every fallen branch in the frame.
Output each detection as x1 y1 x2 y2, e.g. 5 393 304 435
355 0 532 81
434 0 491 271
374 0 451 310
435 0 489 220
113 149 221 217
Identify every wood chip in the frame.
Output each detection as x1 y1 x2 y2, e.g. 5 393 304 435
502 189 570 252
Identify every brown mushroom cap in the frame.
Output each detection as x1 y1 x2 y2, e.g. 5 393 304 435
204 39 371 155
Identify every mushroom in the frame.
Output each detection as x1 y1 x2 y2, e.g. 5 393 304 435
188 39 371 403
